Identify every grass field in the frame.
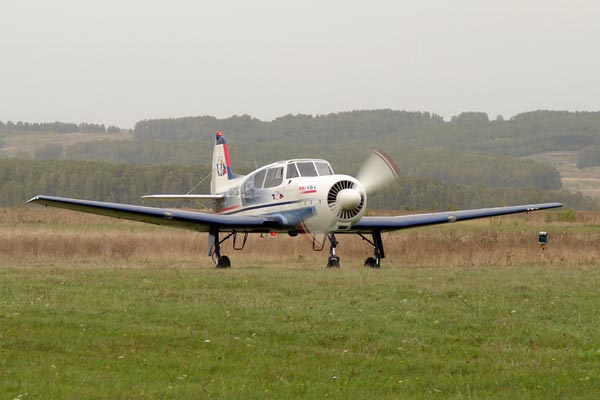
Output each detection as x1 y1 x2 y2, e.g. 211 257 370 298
1 208 600 398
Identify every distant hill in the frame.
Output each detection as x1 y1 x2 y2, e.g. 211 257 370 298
3 110 600 209
133 110 600 156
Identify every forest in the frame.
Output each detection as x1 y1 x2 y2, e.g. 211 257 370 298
131 110 600 156
1 110 599 210
2 158 595 210
40 140 560 190
0 120 121 134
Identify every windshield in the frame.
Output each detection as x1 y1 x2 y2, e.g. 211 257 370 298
315 162 333 176
296 162 318 177
292 161 334 177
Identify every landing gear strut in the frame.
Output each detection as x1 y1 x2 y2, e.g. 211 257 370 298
208 228 232 268
327 233 340 268
359 231 384 268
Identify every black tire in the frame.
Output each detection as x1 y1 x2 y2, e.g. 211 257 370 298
364 257 377 268
216 255 231 269
327 257 340 268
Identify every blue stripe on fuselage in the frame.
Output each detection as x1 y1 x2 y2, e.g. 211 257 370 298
220 200 303 215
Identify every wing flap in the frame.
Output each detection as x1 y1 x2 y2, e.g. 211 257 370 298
351 202 562 232
28 195 280 232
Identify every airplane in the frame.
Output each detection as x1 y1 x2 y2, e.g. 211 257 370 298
28 131 562 268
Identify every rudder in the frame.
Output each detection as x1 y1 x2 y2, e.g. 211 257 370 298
211 131 238 194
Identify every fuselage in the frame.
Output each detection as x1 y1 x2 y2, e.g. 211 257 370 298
213 159 367 233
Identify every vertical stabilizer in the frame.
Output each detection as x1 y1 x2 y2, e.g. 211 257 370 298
211 131 237 194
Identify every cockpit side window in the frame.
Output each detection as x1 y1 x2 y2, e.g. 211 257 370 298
264 167 284 188
253 169 267 188
286 163 300 179
296 162 318 177
315 162 333 176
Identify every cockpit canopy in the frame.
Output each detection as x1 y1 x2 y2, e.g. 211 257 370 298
251 160 334 189
286 160 333 179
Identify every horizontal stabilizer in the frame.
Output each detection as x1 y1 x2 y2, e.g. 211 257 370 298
141 194 224 201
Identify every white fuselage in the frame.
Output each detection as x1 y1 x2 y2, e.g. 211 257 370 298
213 159 367 233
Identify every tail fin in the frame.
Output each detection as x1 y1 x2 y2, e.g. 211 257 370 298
211 131 239 194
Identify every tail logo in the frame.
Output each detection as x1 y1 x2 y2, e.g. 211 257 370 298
216 157 227 177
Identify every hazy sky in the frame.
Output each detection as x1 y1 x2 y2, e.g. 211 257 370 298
1 0 599 128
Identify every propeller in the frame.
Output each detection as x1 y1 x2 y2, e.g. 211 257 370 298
356 149 399 194
306 149 400 233
326 149 399 222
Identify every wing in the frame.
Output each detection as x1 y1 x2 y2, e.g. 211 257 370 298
350 202 562 233
27 195 280 233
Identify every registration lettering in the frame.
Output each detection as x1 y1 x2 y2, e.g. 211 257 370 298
298 185 317 194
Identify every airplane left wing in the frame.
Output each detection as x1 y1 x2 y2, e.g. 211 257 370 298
350 202 562 233
27 195 281 233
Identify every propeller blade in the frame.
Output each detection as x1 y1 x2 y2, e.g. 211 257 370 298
356 149 399 193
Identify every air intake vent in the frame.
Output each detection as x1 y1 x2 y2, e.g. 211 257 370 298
327 180 365 220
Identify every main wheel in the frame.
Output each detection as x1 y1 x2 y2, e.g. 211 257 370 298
327 256 340 268
364 257 378 268
216 255 231 269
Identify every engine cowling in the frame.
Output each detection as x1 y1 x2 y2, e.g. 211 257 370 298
327 179 366 225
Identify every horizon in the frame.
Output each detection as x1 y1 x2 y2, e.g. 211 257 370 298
3 108 600 130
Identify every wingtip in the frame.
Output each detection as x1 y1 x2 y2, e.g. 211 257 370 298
27 195 40 204
529 202 563 211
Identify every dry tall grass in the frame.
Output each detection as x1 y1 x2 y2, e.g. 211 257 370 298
2 208 599 268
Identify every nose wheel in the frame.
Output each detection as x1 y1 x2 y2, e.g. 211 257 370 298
327 256 340 268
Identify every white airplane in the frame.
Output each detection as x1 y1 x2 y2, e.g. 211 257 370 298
28 131 562 268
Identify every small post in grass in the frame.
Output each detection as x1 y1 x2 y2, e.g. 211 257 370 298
538 231 548 257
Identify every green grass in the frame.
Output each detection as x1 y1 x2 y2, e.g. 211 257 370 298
2 263 600 399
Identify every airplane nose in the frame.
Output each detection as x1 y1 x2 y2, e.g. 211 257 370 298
337 188 362 210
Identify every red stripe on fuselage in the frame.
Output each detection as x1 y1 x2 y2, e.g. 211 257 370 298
300 190 317 194
218 204 240 213
223 143 231 167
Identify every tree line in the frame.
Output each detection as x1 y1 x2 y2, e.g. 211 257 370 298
6 159 595 210
48 139 562 190
132 111 444 144
3 159 207 206
0 120 121 133
133 110 600 156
